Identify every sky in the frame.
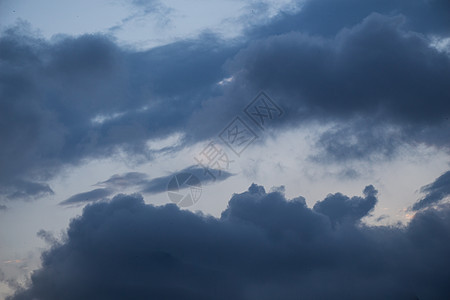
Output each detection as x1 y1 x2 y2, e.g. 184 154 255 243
0 0 450 299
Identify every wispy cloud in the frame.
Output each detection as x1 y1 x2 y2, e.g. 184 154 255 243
60 165 234 205
412 170 450 210
60 188 113 205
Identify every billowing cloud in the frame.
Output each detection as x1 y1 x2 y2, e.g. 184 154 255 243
191 11 450 161
3 1 450 299
0 26 238 201
227 12 450 128
412 170 450 210
2 0 450 204
313 185 377 226
8 185 450 299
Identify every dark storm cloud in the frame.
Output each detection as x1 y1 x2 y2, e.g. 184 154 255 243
9 185 450 299
313 185 377 226
0 25 238 201
221 12 450 160
59 188 113 205
2 0 450 202
228 13 450 125
97 166 234 194
412 170 450 211
248 0 450 37
0 204 7 211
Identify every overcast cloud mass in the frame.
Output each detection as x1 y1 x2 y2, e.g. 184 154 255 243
8 187 450 299
1 0 450 298
1 0 450 201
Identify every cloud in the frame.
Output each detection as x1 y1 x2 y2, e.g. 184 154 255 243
228 13 450 126
96 166 233 195
0 180 54 202
218 12 450 162
140 165 234 195
412 170 450 210
0 205 7 211
59 188 113 205
36 230 59 246
95 172 149 189
60 166 234 205
0 26 238 201
248 0 450 38
313 185 377 226
2 0 450 202
109 0 173 33
8 185 450 299
311 118 402 162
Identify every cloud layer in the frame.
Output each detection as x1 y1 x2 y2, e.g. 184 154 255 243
1 0 450 202
2 0 450 298
0 28 238 202
8 185 450 299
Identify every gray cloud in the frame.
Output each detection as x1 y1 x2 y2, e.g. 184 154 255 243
60 188 113 205
96 166 233 195
228 13 450 126
140 165 234 195
36 229 59 246
8 185 450 299
218 12 450 162
313 185 378 226
60 166 234 205
248 0 450 38
0 26 238 202
412 170 450 211
2 0 450 203
109 0 173 33
0 180 54 202
312 118 402 162
95 172 149 189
